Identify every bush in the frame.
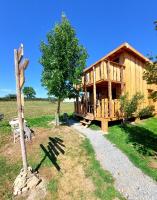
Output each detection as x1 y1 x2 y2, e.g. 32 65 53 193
120 92 144 119
138 105 155 118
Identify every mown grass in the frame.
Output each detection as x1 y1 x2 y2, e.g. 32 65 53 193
47 179 58 199
81 138 124 200
89 123 101 131
106 117 157 181
0 157 21 199
0 101 124 199
0 121 11 148
27 115 54 128
0 101 74 120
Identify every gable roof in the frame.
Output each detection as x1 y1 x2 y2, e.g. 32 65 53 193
84 42 149 72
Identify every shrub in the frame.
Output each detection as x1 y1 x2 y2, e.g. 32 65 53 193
120 92 144 120
138 105 155 118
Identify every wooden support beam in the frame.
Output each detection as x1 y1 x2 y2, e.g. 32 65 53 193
84 75 88 114
101 99 105 118
120 67 125 95
93 66 96 117
101 119 108 133
107 61 112 117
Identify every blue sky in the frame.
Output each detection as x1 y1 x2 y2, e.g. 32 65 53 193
0 0 157 97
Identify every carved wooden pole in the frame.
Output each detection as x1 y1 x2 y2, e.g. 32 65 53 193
14 44 29 173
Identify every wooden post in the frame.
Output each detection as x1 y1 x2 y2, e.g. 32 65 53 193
84 75 88 114
120 66 125 95
101 119 108 133
107 61 112 117
101 99 105 118
93 66 96 117
14 44 29 173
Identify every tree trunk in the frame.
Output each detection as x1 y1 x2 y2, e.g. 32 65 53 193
55 98 61 126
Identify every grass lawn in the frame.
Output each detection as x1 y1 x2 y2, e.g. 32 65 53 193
0 101 73 147
106 117 157 181
0 101 74 120
0 101 124 200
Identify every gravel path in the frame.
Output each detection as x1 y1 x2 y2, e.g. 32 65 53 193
70 121 157 200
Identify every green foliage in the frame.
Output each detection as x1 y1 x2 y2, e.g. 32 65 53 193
120 92 144 119
138 105 155 118
144 64 157 101
143 62 157 84
89 123 101 130
5 93 16 100
143 22 157 101
23 86 36 99
39 14 88 106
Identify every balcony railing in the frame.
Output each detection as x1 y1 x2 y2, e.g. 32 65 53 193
74 98 122 119
83 60 125 85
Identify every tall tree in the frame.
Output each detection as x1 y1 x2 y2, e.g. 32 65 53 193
23 86 36 99
39 14 88 122
143 21 157 100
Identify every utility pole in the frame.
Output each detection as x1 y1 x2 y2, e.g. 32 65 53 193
14 44 29 172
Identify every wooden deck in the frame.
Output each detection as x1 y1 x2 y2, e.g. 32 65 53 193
74 98 122 122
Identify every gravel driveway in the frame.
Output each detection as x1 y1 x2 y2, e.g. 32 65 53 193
70 121 157 200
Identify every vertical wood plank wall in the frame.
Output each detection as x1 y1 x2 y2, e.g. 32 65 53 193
122 52 157 110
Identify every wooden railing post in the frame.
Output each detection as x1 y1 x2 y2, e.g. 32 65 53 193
104 99 108 118
120 67 125 95
93 66 97 117
107 61 112 118
84 75 87 114
101 99 105 118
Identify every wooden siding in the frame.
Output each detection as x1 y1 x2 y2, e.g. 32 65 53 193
122 52 156 110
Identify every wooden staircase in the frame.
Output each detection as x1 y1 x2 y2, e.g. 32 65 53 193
80 113 94 128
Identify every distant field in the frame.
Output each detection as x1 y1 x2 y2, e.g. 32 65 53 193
0 101 74 120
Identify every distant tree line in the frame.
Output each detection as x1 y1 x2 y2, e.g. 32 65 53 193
0 86 58 102
0 95 50 101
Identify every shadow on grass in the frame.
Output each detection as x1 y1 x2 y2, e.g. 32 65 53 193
121 124 157 156
34 137 65 172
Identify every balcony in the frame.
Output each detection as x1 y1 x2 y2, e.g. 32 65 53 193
74 98 122 120
83 59 125 86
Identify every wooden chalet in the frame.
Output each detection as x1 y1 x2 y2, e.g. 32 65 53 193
74 42 157 132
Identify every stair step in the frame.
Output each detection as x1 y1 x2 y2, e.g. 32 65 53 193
80 120 91 125
84 115 94 121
